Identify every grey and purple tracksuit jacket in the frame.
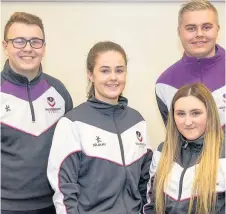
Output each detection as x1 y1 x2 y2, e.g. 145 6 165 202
1 60 73 211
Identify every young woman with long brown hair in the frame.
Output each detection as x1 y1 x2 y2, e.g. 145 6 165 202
47 41 152 214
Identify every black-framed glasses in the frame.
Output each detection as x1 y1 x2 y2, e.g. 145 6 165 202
6 37 45 49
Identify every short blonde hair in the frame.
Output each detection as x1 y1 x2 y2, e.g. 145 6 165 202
178 0 218 26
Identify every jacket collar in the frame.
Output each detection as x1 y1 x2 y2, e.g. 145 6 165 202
1 60 43 86
87 94 128 116
180 134 204 152
182 44 224 68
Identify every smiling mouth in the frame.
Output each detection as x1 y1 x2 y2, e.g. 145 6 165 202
105 84 119 88
191 41 207 44
20 56 35 60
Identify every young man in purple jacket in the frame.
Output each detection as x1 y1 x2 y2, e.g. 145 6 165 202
156 0 225 129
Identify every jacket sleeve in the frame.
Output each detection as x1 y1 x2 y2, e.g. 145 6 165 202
143 150 161 214
47 117 81 214
217 191 225 214
218 201 225 214
155 90 168 126
139 149 153 214
64 89 73 113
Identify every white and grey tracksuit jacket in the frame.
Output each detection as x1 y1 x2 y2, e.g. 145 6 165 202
47 96 153 214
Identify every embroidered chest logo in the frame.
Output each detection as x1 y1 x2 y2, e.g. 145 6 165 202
135 131 146 148
223 94 226 103
5 105 11 112
47 97 56 107
136 131 143 142
219 94 226 112
93 136 106 147
45 97 61 113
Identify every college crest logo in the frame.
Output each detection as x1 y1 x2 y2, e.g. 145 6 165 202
47 97 55 107
45 97 61 113
219 94 226 113
223 94 226 103
136 131 143 142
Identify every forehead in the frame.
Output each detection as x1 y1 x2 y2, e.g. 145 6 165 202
180 9 217 26
174 96 206 110
7 22 44 39
95 51 126 67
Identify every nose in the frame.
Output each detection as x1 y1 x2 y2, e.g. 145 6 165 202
184 116 193 126
196 27 204 37
110 71 117 80
23 41 32 51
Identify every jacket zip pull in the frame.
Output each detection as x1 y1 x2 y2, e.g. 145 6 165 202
172 147 193 213
183 141 188 149
27 82 36 122
197 59 204 82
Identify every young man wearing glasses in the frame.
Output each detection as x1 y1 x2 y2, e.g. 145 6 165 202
1 12 73 214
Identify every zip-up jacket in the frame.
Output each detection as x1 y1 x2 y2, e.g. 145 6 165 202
47 95 153 214
143 136 225 214
1 60 73 211
156 45 225 127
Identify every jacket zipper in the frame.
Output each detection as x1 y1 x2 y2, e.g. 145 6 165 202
26 82 36 122
113 107 129 214
197 59 203 83
172 141 192 213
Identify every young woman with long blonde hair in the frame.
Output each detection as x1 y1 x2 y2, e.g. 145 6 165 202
144 83 225 214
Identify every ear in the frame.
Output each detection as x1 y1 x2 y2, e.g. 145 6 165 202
217 24 220 32
87 70 94 82
42 42 46 57
177 26 180 36
2 40 8 56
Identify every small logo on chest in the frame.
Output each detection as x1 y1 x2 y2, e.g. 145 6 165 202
136 131 143 142
93 136 106 147
219 94 226 112
5 105 11 112
47 97 56 107
223 94 226 103
135 131 146 148
45 97 62 113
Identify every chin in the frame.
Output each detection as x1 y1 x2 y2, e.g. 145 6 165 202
21 65 39 72
190 52 207 58
106 91 121 98
184 135 200 141
106 95 120 100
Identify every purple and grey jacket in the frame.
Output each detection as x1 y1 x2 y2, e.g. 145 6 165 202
1 60 73 211
155 45 225 127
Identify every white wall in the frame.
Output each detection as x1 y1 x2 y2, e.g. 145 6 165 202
1 2 225 149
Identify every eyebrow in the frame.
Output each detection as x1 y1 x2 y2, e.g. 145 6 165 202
174 110 184 112
100 65 125 68
185 23 213 27
190 109 203 111
11 37 44 41
30 37 44 39
175 109 203 112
